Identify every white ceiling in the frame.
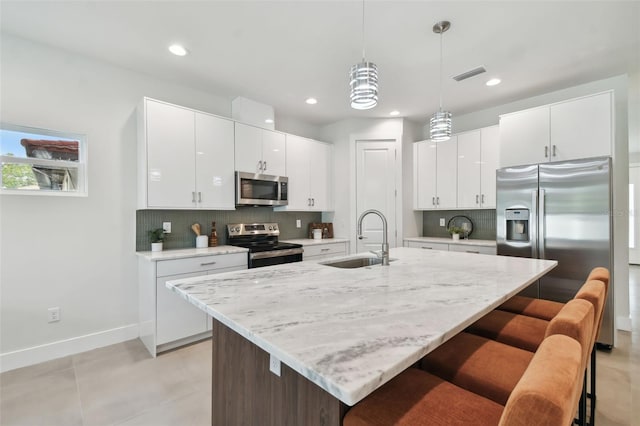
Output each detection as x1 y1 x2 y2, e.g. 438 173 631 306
1 1 639 126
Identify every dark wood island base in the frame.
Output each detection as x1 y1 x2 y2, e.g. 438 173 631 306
211 319 349 426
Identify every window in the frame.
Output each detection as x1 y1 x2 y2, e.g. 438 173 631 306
1 123 87 196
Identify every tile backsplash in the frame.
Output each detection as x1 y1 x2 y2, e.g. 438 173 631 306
422 209 496 240
137 208 321 251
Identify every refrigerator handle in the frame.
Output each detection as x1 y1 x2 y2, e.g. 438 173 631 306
539 189 546 259
531 190 538 258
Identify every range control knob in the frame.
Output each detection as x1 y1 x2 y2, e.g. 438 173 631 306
268 226 273 231
273 225 278 230
234 227 240 232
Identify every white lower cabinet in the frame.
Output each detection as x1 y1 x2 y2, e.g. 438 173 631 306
404 239 496 255
303 241 349 261
138 252 247 356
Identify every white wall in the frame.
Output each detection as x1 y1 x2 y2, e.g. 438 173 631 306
0 34 316 371
319 118 418 252
433 75 632 333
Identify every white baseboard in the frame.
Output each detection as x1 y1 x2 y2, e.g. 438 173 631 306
0 324 139 373
617 315 632 332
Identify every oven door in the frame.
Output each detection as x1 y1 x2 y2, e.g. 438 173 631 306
236 172 288 206
248 248 303 268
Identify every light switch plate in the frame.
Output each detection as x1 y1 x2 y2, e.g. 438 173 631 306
439 218 445 227
269 354 281 376
296 219 301 228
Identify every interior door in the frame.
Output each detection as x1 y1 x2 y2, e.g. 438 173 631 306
356 141 397 253
630 165 640 265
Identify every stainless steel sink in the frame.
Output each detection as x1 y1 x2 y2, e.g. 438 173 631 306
321 256 395 269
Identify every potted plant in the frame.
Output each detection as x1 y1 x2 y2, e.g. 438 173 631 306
448 226 464 241
149 228 166 252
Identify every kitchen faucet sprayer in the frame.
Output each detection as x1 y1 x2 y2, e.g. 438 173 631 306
357 209 390 266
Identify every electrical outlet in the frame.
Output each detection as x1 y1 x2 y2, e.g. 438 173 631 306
163 222 171 233
296 219 301 228
48 307 60 323
439 218 445 227
269 354 281 376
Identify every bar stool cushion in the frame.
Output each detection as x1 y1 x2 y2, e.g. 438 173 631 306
343 368 504 426
465 309 547 352
544 298 594 372
420 332 533 405
497 296 563 321
499 335 583 426
574 280 606 344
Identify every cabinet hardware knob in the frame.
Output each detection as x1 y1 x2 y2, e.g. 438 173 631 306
258 160 263 171
465 250 480 254
545 146 549 158
312 198 315 206
432 197 435 206
263 161 267 171
421 246 433 249
437 196 440 205
200 261 217 266
192 191 196 203
321 248 330 252
552 145 557 157
476 194 479 204
308 198 311 206
481 194 485 204
198 192 202 203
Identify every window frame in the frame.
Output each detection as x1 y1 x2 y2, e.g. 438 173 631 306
0 122 88 197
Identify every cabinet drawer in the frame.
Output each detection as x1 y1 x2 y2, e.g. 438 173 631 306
303 242 347 259
448 244 496 255
157 253 247 277
406 241 449 251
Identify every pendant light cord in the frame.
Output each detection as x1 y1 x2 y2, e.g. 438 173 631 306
438 27 443 112
361 0 366 62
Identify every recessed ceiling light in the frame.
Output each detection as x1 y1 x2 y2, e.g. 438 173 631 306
265 119 274 124
168 44 188 56
305 98 318 105
486 78 501 87
389 110 400 116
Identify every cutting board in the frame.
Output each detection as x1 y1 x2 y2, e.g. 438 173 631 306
308 223 334 239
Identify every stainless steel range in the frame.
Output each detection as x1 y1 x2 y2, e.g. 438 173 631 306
227 223 303 269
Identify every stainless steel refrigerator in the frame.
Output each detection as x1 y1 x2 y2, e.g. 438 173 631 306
496 156 613 348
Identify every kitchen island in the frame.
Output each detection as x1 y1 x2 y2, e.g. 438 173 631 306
166 247 557 425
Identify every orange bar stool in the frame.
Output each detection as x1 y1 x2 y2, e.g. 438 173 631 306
343 335 583 426
419 299 593 407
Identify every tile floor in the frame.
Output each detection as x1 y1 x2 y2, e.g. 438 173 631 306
1 266 639 426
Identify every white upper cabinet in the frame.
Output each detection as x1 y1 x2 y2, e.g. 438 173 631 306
499 106 550 167
276 134 332 211
479 125 499 208
234 122 286 176
194 112 235 209
138 98 235 209
499 91 613 167
549 91 612 161
413 137 457 210
456 130 481 209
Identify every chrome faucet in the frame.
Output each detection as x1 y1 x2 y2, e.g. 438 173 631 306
357 209 390 266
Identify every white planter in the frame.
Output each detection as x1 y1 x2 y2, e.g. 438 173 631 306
151 242 163 252
451 233 460 241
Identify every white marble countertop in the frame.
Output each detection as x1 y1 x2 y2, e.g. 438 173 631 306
404 236 496 247
136 245 248 261
166 247 556 406
281 238 350 246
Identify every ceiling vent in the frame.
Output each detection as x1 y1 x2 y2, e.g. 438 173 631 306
452 66 486 82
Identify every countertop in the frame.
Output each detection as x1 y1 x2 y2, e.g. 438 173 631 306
404 236 496 247
136 245 248 261
280 238 350 246
166 247 555 406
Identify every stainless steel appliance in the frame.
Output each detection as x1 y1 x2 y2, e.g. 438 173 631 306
227 222 303 268
235 172 288 206
496 157 614 348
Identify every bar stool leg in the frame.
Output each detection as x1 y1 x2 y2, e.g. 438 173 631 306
588 347 596 425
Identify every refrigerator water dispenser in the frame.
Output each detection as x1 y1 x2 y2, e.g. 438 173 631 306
505 209 529 242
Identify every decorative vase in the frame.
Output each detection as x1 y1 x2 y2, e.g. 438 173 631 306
451 233 460 241
151 242 163 252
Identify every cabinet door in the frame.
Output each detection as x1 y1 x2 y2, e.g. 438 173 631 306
414 141 437 209
309 141 331 211
436 136 457 209
550 92 612 161
205 264 247 330
261 129 286 176
457 131 481 209
283 134 311 210
499 106 550 167
195 113 235 209
146 100 196 208
234 122 263 174
156 272 207 345
480 125 499 208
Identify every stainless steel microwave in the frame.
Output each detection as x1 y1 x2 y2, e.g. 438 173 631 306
235 172 288 206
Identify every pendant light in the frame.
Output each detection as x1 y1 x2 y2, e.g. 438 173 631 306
350 0 378 110
430 20 452 141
